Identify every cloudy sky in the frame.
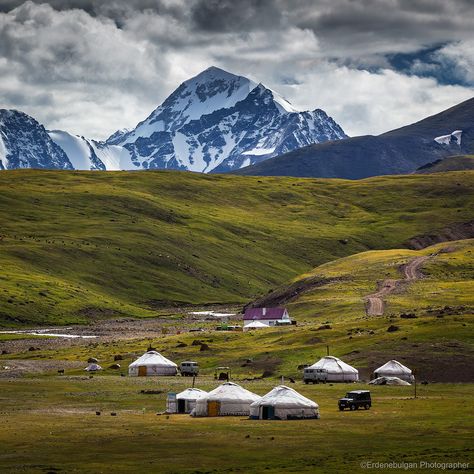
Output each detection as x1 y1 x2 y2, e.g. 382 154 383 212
1 0 473 140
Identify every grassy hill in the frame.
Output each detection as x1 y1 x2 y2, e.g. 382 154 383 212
416 155 474 173
1 239 472 382
0 169 473 326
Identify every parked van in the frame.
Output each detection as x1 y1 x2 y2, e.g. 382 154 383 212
179 361 199 376
303 367 328 384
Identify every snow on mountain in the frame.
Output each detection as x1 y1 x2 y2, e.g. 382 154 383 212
0 67 347 172
48 130 137 171
0 109 72 170
108 66 347 173
434 130 462 146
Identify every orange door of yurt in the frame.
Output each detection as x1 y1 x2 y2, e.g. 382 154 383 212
207 401 220 417
138 366 147 377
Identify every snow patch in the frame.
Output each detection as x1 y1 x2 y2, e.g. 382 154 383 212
242 147 276 156
50 130 135 171
240 157 251 168
0 131 8 168
434 130 462 146
49 130 93 170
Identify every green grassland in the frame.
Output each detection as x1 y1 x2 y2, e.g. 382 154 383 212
0 170 473 472
0 376 472 473
0 169 474 326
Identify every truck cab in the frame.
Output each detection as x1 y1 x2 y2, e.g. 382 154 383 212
338 390 371 411
179 361 199 376
303 367 328 384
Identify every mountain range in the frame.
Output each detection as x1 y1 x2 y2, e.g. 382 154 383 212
236 97 474 178
0 67 346 173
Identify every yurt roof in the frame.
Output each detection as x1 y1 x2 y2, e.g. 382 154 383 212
251 385 318 409
308 356 358 374
204 382 261 403
129 351 177 368
176 388 208 400
375 360 412 374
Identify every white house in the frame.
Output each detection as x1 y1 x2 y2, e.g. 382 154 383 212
243 307 291 327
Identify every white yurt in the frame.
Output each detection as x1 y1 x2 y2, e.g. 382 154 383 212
84 363 102 372
192 382 261 417
373 360 415 383
243 321 270 331
128 351 178 376
307 356 359 382
250 385 320 420
167 388 208 414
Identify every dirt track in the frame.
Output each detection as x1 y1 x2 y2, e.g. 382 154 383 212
365 255 432 316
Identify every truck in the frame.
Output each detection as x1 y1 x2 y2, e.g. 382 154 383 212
303 367 328 384
338 390 372 411
179 361 199 376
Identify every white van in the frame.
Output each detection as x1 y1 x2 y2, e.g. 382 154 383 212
303 367 328 384
179 361 199 376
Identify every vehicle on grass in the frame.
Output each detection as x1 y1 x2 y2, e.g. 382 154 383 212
338 390 372 411
303 367 328 384
179 361 199 376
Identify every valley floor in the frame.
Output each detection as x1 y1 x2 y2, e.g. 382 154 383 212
0 376 472 473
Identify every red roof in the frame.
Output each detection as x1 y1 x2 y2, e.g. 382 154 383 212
244 307 287 320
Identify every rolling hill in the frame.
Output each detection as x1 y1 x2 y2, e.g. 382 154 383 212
416 154 474 173
235 97 474 178
0 169 473 326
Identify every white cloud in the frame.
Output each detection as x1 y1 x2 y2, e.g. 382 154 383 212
433 40 474 85
0 1 473 140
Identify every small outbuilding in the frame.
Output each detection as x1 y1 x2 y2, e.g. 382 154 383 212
307 356 358 382
243 307 291 327
167 388 208 414
128 351 178 377
250 385 320 420
373 360 414 383
192 382 261 417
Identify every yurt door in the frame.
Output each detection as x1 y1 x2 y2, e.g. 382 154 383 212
177 399 186 413
138 366 147 377
207 401 220 417
262 406 274 420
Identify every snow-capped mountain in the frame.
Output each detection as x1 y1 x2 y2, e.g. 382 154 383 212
108 66 347 172
0 109 72 170
0 67 346 172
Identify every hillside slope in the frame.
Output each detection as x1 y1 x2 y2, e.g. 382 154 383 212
235 97 474 178
416 155 474 173
0 170 473 326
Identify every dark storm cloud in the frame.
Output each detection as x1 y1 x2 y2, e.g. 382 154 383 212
190 0 282 32
2 1 473 54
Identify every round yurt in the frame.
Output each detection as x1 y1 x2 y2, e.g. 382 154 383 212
192 382 261 417
250 385 320 420
308 356 359 382
373 360 414 383
167 388 208 414
128 351 178 376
